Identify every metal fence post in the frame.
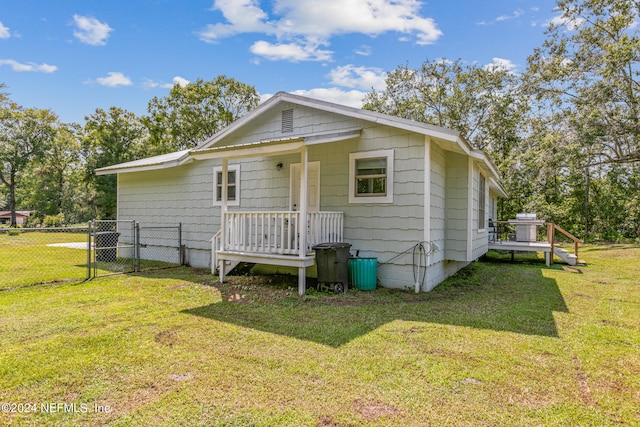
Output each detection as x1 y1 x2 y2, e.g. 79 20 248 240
87 221 92 280
135 221 140 272
92 221 97 279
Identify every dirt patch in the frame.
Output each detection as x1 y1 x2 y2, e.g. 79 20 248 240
353 399 401 421
168 373 193 381
573 355 596 406
316 415 337 427
155 328 180 347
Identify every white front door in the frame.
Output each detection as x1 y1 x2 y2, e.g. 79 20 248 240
290 161 320 212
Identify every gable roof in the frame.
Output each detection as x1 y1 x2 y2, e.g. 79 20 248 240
0 211 31 218
95 91 504 194
194 91 471 154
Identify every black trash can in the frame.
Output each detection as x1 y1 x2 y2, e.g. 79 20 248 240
95 231 120 262
312 242 351 293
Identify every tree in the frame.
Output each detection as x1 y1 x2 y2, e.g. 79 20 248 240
0 103 57 226
527 0 640 167
144 75 260 153
524 0 640 239
363 59 526 160
20 123 88 223
83 107 147 219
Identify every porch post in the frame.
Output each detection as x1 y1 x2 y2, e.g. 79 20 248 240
298 146 308 295
219 158 228 283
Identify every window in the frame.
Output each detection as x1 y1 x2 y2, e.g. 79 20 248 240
349 150 394 203
213 165 240 206
478 172 486 229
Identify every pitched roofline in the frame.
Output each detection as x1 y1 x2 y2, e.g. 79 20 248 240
95 92 502 192
95 150 192 176
197 91 474 155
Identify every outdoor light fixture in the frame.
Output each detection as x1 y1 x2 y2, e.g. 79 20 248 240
276 162 283 171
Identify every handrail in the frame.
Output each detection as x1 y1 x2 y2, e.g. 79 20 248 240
552 223 583 244
489 220 581 264
210 230 222 273
548 223 582 261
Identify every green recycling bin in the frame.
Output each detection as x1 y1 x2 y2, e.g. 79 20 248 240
349 257 377 290
312 242 351 293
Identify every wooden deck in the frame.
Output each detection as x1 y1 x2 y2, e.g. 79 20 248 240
488 240 552 265
487 240 580 266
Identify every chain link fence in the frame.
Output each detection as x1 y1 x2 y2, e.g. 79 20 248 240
1 220 183 288
0 226 91 290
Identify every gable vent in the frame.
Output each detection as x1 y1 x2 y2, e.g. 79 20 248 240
281 109 293 133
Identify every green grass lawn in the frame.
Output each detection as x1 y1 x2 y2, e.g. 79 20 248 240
0 245 638 426
0 231 90 289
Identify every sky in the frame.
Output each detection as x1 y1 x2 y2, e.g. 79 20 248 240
1 0 561 124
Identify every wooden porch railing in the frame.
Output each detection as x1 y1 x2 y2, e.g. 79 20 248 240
489 220 582 263
547 222 583 262
219 211 344 256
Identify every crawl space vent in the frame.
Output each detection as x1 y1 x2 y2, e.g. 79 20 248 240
281 109 293 133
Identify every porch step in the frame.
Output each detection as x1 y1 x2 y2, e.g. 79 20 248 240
554 248 578 266
214 260 240 275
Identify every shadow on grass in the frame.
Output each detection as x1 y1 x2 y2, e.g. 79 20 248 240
182 262 569 348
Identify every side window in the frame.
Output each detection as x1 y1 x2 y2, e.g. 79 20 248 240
213 165 240 206
478 172 486 229
349 150 394 204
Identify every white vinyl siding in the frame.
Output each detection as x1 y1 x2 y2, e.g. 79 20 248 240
115 100 501 291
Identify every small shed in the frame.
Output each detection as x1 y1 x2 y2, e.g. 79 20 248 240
0 211 31 225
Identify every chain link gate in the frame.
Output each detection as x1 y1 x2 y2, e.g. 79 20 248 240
92 220 137 277
91 220 182 277
135 223 183 271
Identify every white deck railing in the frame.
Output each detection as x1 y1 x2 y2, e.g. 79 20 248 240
219 211 344 255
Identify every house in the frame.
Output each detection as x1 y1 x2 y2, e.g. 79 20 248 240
0 211 31 225
96 92 507 294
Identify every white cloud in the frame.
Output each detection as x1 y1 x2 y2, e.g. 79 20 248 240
73 15 113 46
0 59 57 73
93 72 132 87
290 88 367 108
260 87 369 108
142 76 191 89
198 0 272 41
199 0 442 61
548 13 585 31
478 9 525 26
354 45 372 56
328 65 386 91
484 57 517 73
496 9 524 22
0 21 11 39
250 40 332 62
172 76 190 87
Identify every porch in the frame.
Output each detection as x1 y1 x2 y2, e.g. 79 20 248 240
188 130 361 295
488 221 582 266
211 210 344 293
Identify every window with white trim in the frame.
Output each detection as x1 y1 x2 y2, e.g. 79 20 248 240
213 165 240 206
349 150 394 203
478 172 486 230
